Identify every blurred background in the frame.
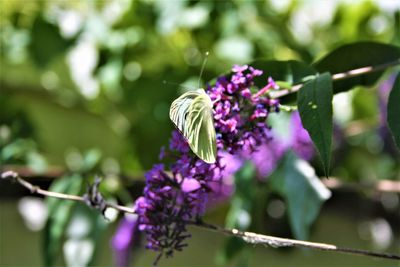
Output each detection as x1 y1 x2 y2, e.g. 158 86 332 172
1 0 399 266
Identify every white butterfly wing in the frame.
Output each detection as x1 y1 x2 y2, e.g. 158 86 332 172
186 93 217 163
170 90 200 133
169 89 217 163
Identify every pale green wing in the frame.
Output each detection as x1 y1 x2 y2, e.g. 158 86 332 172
185 92 217 163
169 90 201 133
169 89 217 163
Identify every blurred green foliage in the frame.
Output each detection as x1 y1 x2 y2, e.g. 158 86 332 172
1 0 398 174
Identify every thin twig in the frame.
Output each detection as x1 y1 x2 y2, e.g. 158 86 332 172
323 177 400 193
1 170 399 262
191 221 400 261
0 170 135 214
269 59 400 99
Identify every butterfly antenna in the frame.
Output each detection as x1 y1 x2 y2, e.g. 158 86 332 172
163 80 194 91
198 51 209 88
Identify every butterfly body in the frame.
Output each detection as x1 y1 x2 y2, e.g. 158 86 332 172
169 89 217 163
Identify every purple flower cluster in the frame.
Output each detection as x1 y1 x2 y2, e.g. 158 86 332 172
209 66 279 153
134 133 228 261
112 65 288 265
135 163 192 257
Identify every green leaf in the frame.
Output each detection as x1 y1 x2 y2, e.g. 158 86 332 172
63 203 107 267
314 42 400 93
29 16 74 67
270 152 331 240
26 151 48 173
297 72 333 176
82 149 102 172
43 174 83 267
388 74 400 150
1 139 35 161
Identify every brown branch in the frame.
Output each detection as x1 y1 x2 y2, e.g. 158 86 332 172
0 165 65 179
191 221 400 261
0 170 135 214
269 59 400 99
1 170 400 262
322 177 400 193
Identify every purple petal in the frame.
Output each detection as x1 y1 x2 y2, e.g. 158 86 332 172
289 111 314 160
181 178 201 192
111 214 139 267
268 77 279 90
232 65 248 73
245 138 286 179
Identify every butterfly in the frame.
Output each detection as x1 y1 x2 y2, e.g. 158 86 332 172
169 88 217 163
